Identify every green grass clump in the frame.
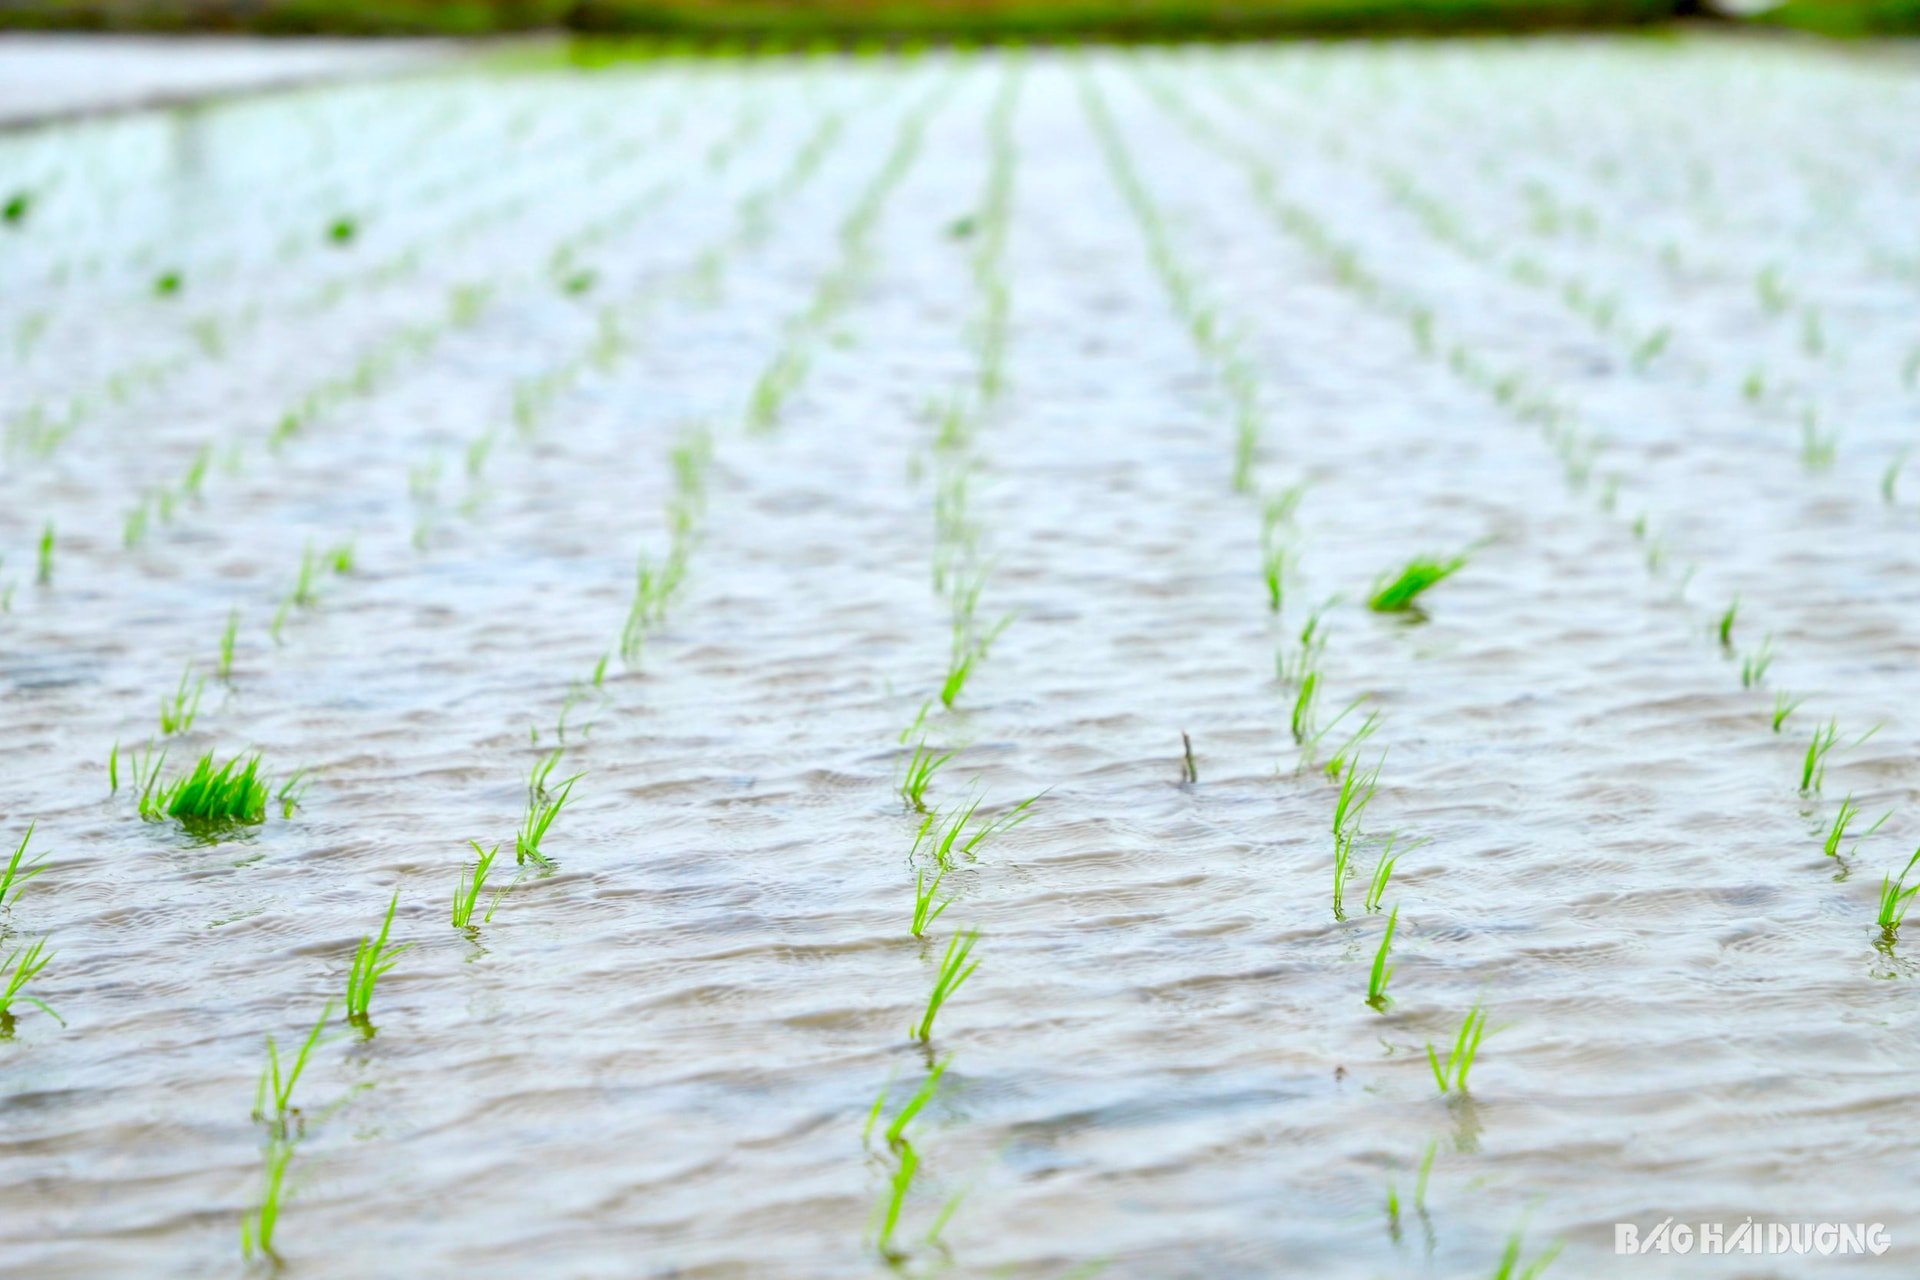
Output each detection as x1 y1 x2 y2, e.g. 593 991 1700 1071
1427 1003 1488 1094
344 891 409 1030
0 937 63 1032
911 927 979 1043
140 752 269 828
1368 554 1465 614
1 824 48 910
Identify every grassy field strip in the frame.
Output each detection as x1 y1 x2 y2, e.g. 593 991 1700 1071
868 63 1023 1269
1136 64 1912 916
1 78 699 469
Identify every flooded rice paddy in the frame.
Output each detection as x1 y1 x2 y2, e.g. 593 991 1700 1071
3 35 1920 1278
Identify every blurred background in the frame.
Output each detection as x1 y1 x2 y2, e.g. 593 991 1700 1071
0 0 1913 42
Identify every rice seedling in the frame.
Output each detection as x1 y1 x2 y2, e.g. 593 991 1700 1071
253 1001 332 1133
516 752 582 868
1 824 48 909
1290 670 1319 746
911 927 979 1042
1739 637 1774 689
239 1136 295 1263
1331 827 1354 920
1884 450 1907 504
910 868 951 939
1716 597 1737 651
217 608 239 682
1630 325 1671 371
0 937 62 1030
884 1056 951 1150
1492 1227 1563 1280
900 739 954 813
276 770 308 819
1755 265 1790 315
141 751 268 829
344 891 409 1030
2 190 29 224
327 216 357 245
154 271 182 297
452 840 505 929
1427 1003 1489 1094
1414 1138 1437 1213
1799 410 1837 472
1180 731 1198 784
1368 555 1466 614
35 523 52 586
1365 905 1398 1011
157 665 205 736
1822 794 1890 860
1801 718 1839 793
1771 690 1803 733
1364 835 1404 913
1876 849 1920 936
325 541 355 575
1262 540 1296 614
1333 754 1382 838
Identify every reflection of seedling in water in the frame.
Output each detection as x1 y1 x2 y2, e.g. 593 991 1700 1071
911 927 978 1042
1368 555 1465 614
1823 794 1890 860
241 1137 295 1264
141 752 268 829
158 665 205 737
2 824 48 909
1365 906 1398 1010
1428 1003 1488 1093
344 891 409 1032
0 937 63 1031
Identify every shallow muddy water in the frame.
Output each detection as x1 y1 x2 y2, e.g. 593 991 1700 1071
3 35 1920 1280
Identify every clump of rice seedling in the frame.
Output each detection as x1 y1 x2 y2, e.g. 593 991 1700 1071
1630 325 1670 371
1882 449 1907 504
452 840 505 929
327 217 357 245
910 869 950 938
1801 719 1839 794
1716 597 1737 650
158 665 205 736
1427 1003 1488 1093
35 523 52 586
1262 539 1296 614
1876 848 1920 936
0 937 62 1031
874 1140 920 1263
900 739 954 813
325 541 355 575
217 608 240 682
1321 707 1381 780
1290 670 1320 745
1180 731 1197 784
141 752 268 829
1368 555 1466 614
1492 1226 1563 1279
1365 905 1398 1011
2 190 30 224
2 823 48 909
883 1056 950 1152
344 891 409 1031
1823 794 1890 860
275 769 308 818
516 751 581 868
913 792 1042 873
911 927 979 1042
253 1002 331 1129
1739 636 1773 689
1364 834 1407 913
1799 410 1837 472
154 271 182 297
1771 691 1802 733
1333 754 1382 838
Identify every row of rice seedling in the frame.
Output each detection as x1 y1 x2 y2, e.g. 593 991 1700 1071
872 71 1029 1267
1093 61 1555 1270
1150 60 1914 947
